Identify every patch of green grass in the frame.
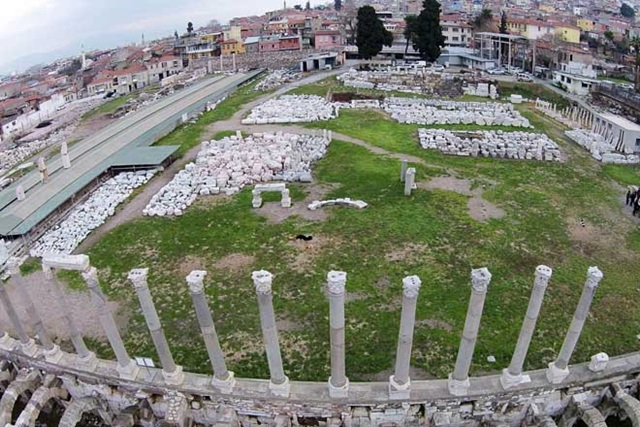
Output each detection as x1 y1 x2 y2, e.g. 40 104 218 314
56 270 85 291
154 80 267 157
19 258 41 276
82 94 136 120
499 82 571 110
601 165 640 187
597 75 632 85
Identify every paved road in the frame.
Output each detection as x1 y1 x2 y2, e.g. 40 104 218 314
0 72 257 235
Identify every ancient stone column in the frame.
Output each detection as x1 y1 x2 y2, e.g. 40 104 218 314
252 270 290 397
547 266 603 384
389 275 422 399
0 283 37 357
327 271 349 398
448 268 492 396
186 270 235 393
129 268 183 385
82 267 139 380
15 185 25 201
41 265 97 369
501 265 552 389
400 160 408 183
404 168 416 196
61 141 71 169
7 259 62 363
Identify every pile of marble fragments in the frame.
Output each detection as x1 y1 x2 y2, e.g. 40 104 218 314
30 170 156 256
242 95 338 124
565 129 640 164
338 69 437 94
255 69 301 91
385 98 532 127
0 125 75 176
143 132 331 217
463 83 498 99
418 129 562 161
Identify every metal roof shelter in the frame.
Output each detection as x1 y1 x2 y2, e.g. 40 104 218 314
0 70 263 238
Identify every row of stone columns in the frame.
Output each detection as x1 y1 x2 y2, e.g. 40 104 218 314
0 255 604 398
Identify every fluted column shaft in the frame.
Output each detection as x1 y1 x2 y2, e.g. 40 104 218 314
555 267 603 370
327 271 348 390
186 271 230 382
7 261 54 350
83 267 131 368
508 265 552 377
42 266 91 358
252 270 287 385
450 268 492 390
392 275 422 386
0 284 30 344
128 268 177 373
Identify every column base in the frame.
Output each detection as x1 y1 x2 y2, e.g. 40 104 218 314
117 359 141 380
162 365 185 385
546 362 570 384
269 376 290 397
388 375 411 400
328 376 349 399
43 344 64 363
212 371 236 393
0 333 17 351
448 374 470 397
76 352 99 371
20 339 39 357
500 369 531 390
281 198 292 208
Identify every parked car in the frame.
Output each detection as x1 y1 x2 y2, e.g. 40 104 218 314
517 72 533 82
430 64 445 72
486 67 506 75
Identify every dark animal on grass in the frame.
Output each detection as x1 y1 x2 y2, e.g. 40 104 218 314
295 234 313 241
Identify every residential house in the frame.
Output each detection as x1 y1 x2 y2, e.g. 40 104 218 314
147 55 183 83
244 36 261 54
314 30 343 49
441 14 473 47
279 35 302 51
221 39 246 55
503 18 581 44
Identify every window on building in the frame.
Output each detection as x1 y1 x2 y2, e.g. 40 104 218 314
635 138 640 149
452 36 459 41
453 27 459 32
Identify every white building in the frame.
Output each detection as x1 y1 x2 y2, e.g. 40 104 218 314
552 71 598 96
593 112 640 154
441 14 473 47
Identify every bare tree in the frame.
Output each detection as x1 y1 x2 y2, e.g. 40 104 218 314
339 3 358 45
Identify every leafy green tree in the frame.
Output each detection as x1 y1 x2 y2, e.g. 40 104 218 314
621 3 636 18
604 30 614 42
499 11 508 34
356 6 393 59
412 0 445 62
472 8 493 31
335 0 342 11
404 15 418 54
632 36 640 91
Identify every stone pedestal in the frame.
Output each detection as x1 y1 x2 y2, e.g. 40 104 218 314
389 375 411 399
588 353 609 372
546 361 570 384
404 168 416 196
281 189 291 208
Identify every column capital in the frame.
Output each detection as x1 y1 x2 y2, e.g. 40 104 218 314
327 271 347 295
128 268 149 289
402 275 422 298
6 257 21 275
534 265 552 287
81 267 99 288
471 267 492 292
585 266 603 289
186 270 207 293
252 270 273 295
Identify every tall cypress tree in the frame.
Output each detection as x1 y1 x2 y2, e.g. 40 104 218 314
356 6 393 59
335 0 342 11
413 0 445 62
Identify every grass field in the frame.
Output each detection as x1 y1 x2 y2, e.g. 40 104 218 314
81 94 136 120
75 75 640 382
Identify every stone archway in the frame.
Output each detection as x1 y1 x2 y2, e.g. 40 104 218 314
58 398 112 427
0 371 41 426
13 384 69 427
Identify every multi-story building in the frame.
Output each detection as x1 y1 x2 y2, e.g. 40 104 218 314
147 55 183 84
503 18 581 44
244 37 261 54
221 39 246 55
314 30 343 49
441 14 473 47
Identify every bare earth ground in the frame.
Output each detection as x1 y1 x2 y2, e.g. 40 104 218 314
4 271 123 341
253 182 339 224
418 176 505 221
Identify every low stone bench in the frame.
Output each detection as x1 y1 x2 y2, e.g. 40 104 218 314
252 183 291 208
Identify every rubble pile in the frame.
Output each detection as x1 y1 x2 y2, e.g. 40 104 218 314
30 170 157 256
385 98 532 127
463 83 499 99
255 69 301 91
241 95 338 124
565 129 640 164
418 129 562 161
143 132 331 217
337 68 463 97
